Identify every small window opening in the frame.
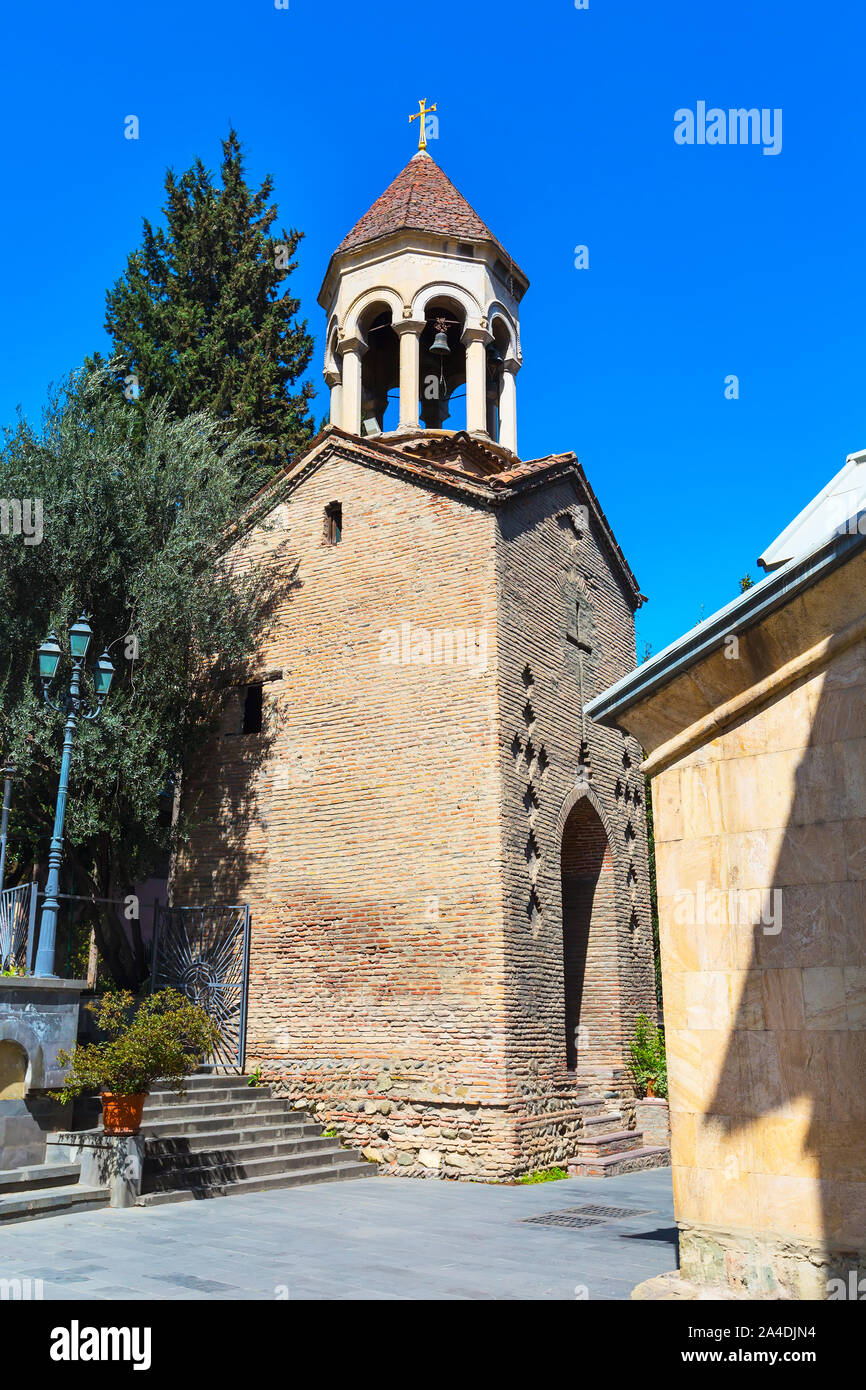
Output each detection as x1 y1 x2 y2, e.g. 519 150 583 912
324 501 342 544
242 683 263 734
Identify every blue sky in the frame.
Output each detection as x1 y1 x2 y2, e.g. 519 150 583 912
1 0 863 656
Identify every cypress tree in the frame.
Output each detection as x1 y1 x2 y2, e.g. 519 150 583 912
102 128 316 483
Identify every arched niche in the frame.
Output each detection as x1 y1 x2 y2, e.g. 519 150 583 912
0 1040 29 1100
559 794 619 1071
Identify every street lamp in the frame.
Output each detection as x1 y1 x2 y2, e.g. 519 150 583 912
34 612 115 977
0 761 15 897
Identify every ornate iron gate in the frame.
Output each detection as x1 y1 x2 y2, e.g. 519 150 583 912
0 882 37 973
151 903 251 1072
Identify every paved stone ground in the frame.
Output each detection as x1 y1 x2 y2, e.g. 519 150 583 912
0 1168 676 1300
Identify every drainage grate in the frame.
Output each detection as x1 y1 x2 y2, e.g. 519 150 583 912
565 1204 651 1221
522 1204 651 1230
523 1213 607 1229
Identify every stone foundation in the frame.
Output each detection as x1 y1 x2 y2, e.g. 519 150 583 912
678 1221 864 1301
262 1060 593 1179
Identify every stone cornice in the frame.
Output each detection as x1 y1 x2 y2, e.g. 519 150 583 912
587 526 866 734
637 605 866 777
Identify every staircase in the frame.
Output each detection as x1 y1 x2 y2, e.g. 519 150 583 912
569 1069 670 1178
135 1074 376 1205
0 1161 108 1224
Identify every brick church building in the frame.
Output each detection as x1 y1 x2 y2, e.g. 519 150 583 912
173 144 659 1179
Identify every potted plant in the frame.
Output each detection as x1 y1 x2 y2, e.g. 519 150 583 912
628 1012 668 1101
53 987 222 1134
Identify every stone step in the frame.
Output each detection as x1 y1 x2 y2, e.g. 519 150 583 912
577 1127 644 1158
142 1142 353 1192
145 1121 323 1156
0 1163 81 1194
135 1157 376 1205
144 1083 271 1108
0 1184 108 1224
144 1134 342 1175
141 1097 293 1125
568 1145 671 1179
581 1110 624 1130
150 1072 246 1087
140 1109 313 1141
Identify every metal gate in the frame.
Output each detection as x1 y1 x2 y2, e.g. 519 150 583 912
0 883 37 973
151 903 251 1072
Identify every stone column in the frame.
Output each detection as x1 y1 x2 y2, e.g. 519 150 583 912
324 368 342 428
394 319 425 433
338 335 366 436
499 356 520 455
462 325 493 436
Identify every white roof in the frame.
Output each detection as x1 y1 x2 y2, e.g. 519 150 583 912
759 447 866 570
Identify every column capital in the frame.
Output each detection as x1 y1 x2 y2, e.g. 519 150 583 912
338 333 368 357
502 354 522 375
393 317 426 337
461 323 494 347
323 367 341 388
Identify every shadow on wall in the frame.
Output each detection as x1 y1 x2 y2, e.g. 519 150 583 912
173 546 302 907
702 660 866 1293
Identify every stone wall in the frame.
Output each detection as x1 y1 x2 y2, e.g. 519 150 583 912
0 979 83 1170
610 546 866 1297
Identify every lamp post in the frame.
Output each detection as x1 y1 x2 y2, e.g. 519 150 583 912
35 613 115 978
0 761 14 896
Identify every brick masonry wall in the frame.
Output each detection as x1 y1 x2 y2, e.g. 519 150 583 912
495 476 656 1171
173 446 516 1178
172 440 656 1178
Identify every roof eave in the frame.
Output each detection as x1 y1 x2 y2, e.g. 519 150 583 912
586 525 866 727
318 228 530 309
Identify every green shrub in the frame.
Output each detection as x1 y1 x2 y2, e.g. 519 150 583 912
516 1167 569 1184
52 987 221 1100
628 1012 668 1099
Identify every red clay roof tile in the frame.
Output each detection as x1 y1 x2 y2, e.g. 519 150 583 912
336 153 522 275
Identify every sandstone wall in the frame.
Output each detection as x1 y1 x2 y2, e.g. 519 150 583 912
641 551 866 1296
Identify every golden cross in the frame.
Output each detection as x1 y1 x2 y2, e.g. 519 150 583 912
409 98 437 152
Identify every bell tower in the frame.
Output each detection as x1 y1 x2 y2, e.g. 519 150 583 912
318 114 528 455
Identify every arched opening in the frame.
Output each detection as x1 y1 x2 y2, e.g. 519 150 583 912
359 306 399 436
560 798 618 1072
486 319 510 441
0 1040 28 1100
419 303 467 431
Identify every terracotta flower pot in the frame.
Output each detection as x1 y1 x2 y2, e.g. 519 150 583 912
646 1076 657 1098
101 1092 146 1134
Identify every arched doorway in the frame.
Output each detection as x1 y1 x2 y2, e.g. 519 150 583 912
0 1040 28 1099
560 797 618 1072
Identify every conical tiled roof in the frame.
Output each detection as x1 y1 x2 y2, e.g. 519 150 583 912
335 152 522 273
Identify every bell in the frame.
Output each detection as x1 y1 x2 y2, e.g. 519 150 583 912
430 328 450 355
